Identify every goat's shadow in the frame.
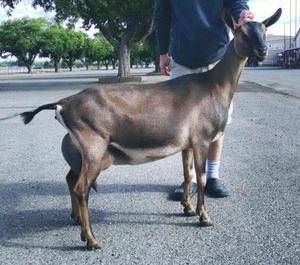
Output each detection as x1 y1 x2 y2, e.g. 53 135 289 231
0 181 199 251
0 180 176 208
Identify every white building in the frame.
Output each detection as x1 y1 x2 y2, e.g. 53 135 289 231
262 34 293 65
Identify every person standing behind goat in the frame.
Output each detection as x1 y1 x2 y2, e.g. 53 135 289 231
154 0 254 200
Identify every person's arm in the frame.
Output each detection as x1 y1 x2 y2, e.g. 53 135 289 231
224 0 254 24
154 0 172 75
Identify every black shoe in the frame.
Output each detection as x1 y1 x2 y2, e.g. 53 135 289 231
170 182 198 201
205 178 229 198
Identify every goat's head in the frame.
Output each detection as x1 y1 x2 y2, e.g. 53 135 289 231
225 8 282 61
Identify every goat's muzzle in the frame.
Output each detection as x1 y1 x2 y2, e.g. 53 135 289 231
254 45 268 61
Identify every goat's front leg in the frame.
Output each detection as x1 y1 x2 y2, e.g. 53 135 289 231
181 149 196 216
193 144 213 227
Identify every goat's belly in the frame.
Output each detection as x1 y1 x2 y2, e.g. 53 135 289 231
110 143 182 165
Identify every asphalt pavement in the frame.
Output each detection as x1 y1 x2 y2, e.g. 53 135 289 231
0 68 299 265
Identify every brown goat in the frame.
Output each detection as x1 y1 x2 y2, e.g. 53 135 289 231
17 9 281 250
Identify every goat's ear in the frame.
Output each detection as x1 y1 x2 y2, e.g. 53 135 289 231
223 8 239 31
262 8 282 27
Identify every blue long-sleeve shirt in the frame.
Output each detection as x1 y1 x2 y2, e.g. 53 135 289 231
155 0 249 68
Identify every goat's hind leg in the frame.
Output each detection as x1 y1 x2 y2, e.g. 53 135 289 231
73 134 109 250
181 149 196 216
66 169 81 224
62 134 82 224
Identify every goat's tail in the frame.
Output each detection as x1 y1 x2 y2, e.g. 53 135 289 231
20 103 58 124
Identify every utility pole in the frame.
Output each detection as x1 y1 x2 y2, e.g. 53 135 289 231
290 0 292 49
284 23 286 51
296 0 298 37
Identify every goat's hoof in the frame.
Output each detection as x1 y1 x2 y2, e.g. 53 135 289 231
86 243 100 251
199 218 213 227
81 231 87 242
184 207 196 217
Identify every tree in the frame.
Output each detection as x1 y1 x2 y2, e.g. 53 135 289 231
94 36 115 70
0 1 154 76
81 36 94 70
31 0 154 77
0 18 47 73
61 29 85 71
40 25 66 72
130 31 160 71
131 41 154 68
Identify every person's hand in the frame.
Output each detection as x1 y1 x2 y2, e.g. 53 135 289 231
238 10 255 24
159 54 171 76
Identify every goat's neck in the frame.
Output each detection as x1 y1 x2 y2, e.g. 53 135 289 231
212 40 248 105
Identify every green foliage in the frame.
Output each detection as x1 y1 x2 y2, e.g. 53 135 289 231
131 33 157 68
81 35 116 70
0 61 10 67
93 36 115 66
61 29 85 71
0 15 118 73
40 24 66 71
41 0 154 46
0 17 48 73
31 0 155 76
131 41 155 67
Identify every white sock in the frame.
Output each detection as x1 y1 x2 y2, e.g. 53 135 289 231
206 160 220 180
190 160 220 183
191 166 197 183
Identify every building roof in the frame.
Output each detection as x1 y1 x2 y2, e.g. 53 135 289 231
295 28 300 40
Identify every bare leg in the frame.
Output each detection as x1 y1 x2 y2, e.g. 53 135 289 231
208 135 224 160
181 149 196 216
193 144 213 226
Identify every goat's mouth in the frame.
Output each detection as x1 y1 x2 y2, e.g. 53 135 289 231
253 49 268 62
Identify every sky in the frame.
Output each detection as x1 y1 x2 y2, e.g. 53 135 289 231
0 0 299 37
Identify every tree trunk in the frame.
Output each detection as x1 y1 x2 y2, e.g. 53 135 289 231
68 61 73 71
112 59 116 70
64 58 74 71
118 40 131 77
54 58 59 73
86 64 89 70
97 61 100 70
27 64 32 74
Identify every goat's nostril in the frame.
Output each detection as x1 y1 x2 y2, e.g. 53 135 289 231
258 46 268 55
